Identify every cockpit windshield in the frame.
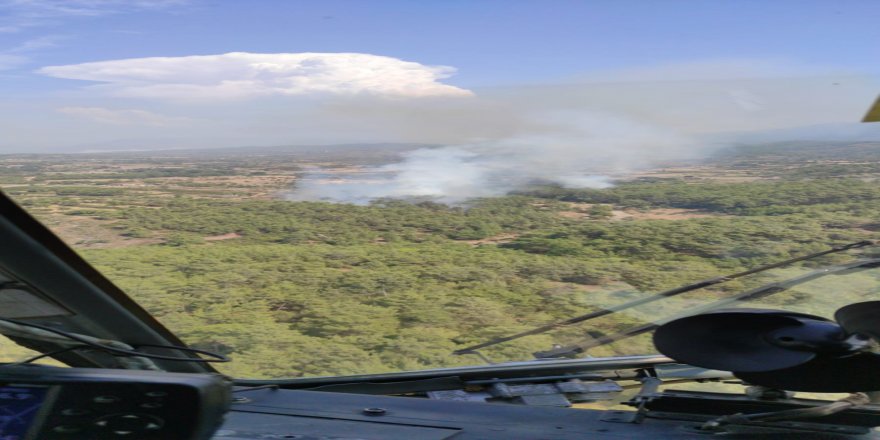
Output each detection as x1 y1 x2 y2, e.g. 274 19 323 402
1 1 879 379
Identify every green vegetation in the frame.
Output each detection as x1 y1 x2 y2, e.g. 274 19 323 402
1 143 879 378
518 179 880 215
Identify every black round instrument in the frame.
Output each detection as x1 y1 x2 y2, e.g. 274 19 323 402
653 302 880 392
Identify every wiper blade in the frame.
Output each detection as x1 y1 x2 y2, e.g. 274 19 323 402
453 240 877 356
233 354 672 389
535 257 880 358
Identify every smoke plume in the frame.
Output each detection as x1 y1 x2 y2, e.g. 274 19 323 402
287 111 702 204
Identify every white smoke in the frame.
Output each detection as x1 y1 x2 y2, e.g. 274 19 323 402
287 111 702 204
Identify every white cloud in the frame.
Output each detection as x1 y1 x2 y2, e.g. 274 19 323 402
0 0 186 33
9 34 64 52
10 0 184 16
38 52 474 99
6 57 875 153
0 35 65 69
57 106 191 126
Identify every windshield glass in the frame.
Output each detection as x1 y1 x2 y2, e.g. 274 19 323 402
1 1 879 378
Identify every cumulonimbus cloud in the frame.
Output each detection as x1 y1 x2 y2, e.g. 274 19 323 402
38 52 473 99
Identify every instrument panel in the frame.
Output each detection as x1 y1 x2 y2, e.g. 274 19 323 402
0 366 230 440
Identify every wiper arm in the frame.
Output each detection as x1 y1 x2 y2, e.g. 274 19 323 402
535 257 880 358
453 240 877 356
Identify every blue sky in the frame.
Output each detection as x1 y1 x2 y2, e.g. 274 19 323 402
1 0 879 152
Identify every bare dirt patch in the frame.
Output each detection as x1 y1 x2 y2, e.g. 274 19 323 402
611 208 719 221
556 202 594 219
204 232 242 241
48 216 161 249
555 202 719 222
558 211 588 219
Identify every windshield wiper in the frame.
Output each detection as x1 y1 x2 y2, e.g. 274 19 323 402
453 240 877 357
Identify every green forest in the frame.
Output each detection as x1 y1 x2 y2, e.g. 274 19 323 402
1 144 879 378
